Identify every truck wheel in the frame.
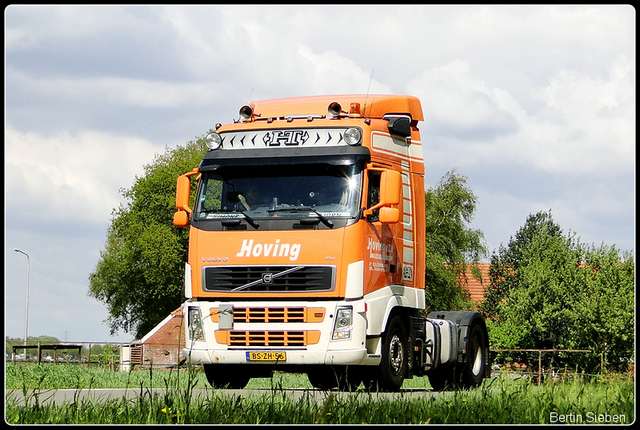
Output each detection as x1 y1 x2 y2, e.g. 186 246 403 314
203 364 250 389
307 366 340 390
340 366 376 391
377 315 408 392
427 364 455 391
459 323 487 388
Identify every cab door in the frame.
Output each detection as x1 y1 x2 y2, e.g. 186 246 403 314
363 168 402 295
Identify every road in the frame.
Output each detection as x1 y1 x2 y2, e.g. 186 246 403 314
6 387 451 407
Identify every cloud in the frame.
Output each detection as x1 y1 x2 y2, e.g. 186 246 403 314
5 6 191 81
527 54 635 174
414 50 634 256
294 45 392 95
408 60 521 142
414 53 634 178
5 126 159 226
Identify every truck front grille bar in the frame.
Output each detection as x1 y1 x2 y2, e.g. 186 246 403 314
214 330 321 347
209 307 326 323
203 265 335 292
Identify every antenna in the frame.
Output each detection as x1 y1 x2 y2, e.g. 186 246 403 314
363 69 374 116
246 88 254 104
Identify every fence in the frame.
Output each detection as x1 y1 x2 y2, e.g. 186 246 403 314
6 341 185 371
7 341 123 368
10 344 84 363
7 343 631 379
489 348 623 384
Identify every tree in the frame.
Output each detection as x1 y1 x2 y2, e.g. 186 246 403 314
424 169 487 312
88 137 207 339
481 210 566 319
565 244 635 371
483 210 634 371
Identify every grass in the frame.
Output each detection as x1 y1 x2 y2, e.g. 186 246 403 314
4 362 635 424
4 362 434 391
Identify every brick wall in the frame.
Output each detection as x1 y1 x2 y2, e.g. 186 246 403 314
141 309 186 367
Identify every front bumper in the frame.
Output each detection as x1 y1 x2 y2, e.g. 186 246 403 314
183 346 368 366
182 299 371 366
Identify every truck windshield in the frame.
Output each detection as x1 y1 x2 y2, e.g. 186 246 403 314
194 163 363 224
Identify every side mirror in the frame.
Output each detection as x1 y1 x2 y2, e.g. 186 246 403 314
364 169 402 223
173 168 199 227
173 210 189 227
386 115 412 138
176 174 192 212
381 170 401 206
379 207 399 224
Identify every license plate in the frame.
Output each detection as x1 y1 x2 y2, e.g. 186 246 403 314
246 351 286 362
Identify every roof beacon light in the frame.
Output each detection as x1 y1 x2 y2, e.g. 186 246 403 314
239 105 254 122
328 102 343 117
349 102 361 116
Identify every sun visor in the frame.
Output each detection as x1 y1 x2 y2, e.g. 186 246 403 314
199 146 371 171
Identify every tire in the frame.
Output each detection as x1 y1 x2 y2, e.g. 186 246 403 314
459 323 487 388
203 364 251 389
427 364 455 391
308 366 372 391
427 322 487 390
356 366 379 392
307 366 340 390
377 315 408 392
341 366 377 392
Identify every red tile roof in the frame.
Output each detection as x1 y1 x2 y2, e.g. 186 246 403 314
458 262 491 303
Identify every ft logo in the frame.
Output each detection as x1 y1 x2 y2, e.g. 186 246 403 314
263 130 309 146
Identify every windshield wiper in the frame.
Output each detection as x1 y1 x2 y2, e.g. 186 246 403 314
268 206 334 228
240 211 260 229
219 209 260 229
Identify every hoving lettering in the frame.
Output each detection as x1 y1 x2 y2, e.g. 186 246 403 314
236 239 301 261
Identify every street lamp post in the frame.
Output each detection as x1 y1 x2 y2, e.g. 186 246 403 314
14 248 30 359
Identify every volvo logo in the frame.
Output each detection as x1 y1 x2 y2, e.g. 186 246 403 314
261 273 274 284
263 130 309 146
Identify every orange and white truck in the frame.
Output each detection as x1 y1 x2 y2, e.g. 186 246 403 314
173 94 490 391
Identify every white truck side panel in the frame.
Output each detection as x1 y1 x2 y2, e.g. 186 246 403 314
364 284 425 336
345 260 364 300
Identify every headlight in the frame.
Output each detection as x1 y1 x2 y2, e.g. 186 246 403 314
205 132 222 150
332 307 353 340
344 128 362 146
188 307 204 341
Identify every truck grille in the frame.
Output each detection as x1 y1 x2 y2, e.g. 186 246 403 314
203 265 335 292
215 330 321 347
209 306 325 323
235 307 304 323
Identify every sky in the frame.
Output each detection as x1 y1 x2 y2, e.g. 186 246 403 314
4 5 635 343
